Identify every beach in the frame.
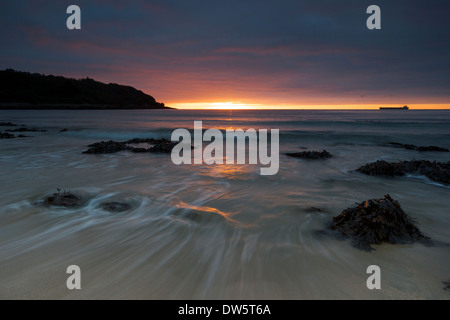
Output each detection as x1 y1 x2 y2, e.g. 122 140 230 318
0 109 449 299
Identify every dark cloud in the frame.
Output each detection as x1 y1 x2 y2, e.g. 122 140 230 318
0 0 449 106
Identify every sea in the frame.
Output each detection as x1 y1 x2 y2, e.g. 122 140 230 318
0 109 449 299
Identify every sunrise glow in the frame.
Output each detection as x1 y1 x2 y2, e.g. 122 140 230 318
170 102 264 110
169 103 450 110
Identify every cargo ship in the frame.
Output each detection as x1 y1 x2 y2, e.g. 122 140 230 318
380 106 409 110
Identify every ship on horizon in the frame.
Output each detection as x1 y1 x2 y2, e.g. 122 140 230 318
380 106 409 110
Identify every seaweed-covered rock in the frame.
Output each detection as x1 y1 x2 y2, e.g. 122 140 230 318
83 140 130 154
45 190 82 208
83 138 177 154
387 142 449 152
99 202 132 212
128 138 177 153
0 132 16 139
148 139 178 153
286 150 333 160
356 160 405 176
330 194 429 251
356 160 450 185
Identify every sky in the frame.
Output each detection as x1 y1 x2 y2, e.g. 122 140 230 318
1 0 449 109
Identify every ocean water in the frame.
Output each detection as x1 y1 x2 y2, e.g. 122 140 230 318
0 109 449 299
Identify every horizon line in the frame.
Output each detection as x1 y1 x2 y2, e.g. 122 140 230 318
168 102 450 110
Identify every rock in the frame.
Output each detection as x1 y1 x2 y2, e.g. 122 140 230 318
0 122 17 126
0 132 15 139
60 128 68 132
387 142 449 152
148 139 178 153
6 127 47 133
99 202 132 212
303 207 326 213
443 281 450 291
186 212 203 222
45 190 82 208
83 140 130 154
0 132 30 138
356 160 450 185
83 138 177 154
356 160 405 176
286 150 333 160
416 146 449 152
330 194 429 251
128 138 177 153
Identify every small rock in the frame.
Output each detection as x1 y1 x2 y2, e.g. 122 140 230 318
304 207 325 213
186 212 203 222
0 122 17 126
443 281 450 291
100 202 132 212
0 132 15 139
6 127 47 133
416 146 449 152
330 194 429 251
60 128 69 132
45 190 82 208
286 150 333 160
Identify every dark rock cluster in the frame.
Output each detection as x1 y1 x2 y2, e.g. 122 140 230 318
83 138 177 154
0 132 29 139
0 132 16 139
45 190 82 208
1 123 44 138
6 127 46 133
0 122 18 126
83 140 129 154
41 189 134 212
356 160 450 185
330 194 429 251
387 142 449 152
286 150 333 160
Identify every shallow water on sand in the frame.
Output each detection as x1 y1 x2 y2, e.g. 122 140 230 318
0 110 449 299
